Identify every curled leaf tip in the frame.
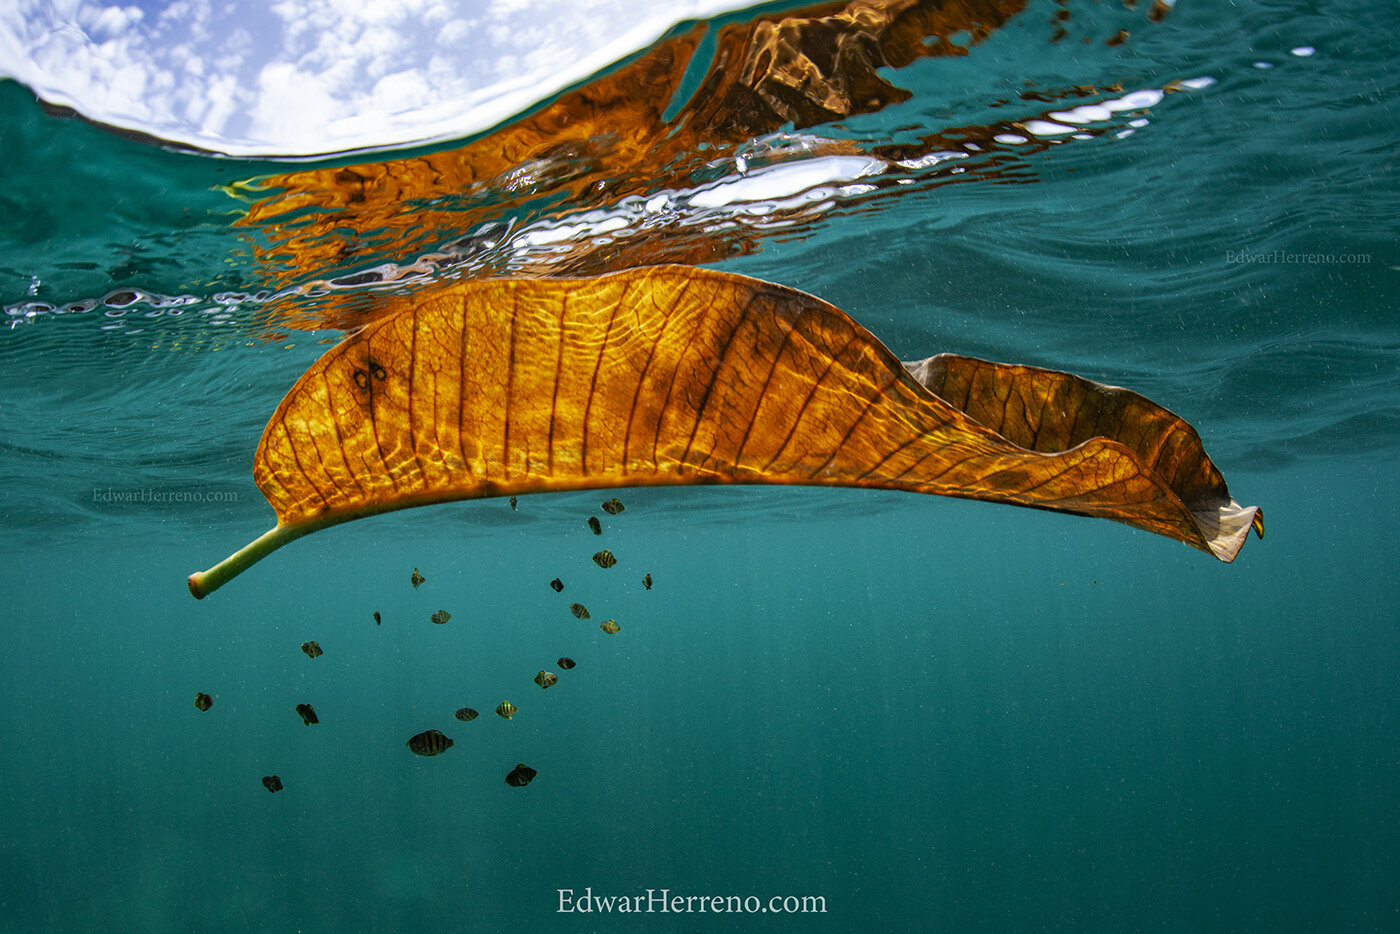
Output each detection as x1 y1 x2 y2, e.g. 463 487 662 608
188 265 1258 595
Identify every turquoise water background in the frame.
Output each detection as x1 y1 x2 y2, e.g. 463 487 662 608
2 0 1397 930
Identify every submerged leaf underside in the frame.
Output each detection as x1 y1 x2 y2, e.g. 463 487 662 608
189 265 1260 596
238 265 1255 555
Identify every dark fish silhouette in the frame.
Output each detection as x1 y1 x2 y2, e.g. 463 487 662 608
455 707 479 722
587 516 601 535
510 495 517 510
194 692 213 712
557 657 576 670
262 775 283 793
643 573 652 590
301 641 323 658
550 578 564 592
406 729 454 755
374 611 381 625
411 568 425 588
505 763 537 787
569 603 590 619
600 620 620 634
601 497 625 515
495 701 517 720
534 670 558 689
592 550 617 569
296 703 319 725
431 610 451 625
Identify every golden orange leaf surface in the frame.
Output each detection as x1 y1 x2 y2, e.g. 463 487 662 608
188 265 1260 597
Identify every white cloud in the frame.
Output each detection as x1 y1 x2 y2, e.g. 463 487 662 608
0 0 761 156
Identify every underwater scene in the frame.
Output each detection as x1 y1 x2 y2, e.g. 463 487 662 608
1 0 1397 930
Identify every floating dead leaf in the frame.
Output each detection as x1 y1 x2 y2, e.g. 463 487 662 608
188 266 1259 597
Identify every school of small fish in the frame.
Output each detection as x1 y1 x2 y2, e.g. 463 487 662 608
200 494 654 795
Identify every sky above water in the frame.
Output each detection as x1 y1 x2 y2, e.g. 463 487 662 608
0 0 757 156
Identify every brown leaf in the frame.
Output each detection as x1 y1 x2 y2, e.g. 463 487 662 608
187 265 1259 597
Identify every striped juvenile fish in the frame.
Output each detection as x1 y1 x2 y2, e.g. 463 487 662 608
600 620 620 634
411 568 425 588
454 707 479 722
643 573 652 590
495 701 517 720
592 550 617 569
301 641 323 658
557 657 576 670
262 775 283 793
570 603 590 619
406 729 454 756
296 703 319 725
550 578 564 592
194 692 213 712
534 670 558 689
601 497 625 515
587 516 601 535
431 610 451 625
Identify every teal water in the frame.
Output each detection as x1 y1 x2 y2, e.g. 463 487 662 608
2 0 1398 930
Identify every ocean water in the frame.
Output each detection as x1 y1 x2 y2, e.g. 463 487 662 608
2 1 1398 931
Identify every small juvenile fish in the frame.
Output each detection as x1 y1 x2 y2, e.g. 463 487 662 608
495 701 517 720
411 568 425 588
296 703 319 725
550 578 564 593
557 657 576 670
431 610 451 625
505 763 537 787
534 670 558 689
194 692 213 712
510 495 518 510
569 603 590 619
601 497 625 515
587 516 601 535
600 619 620 634
643 573 652 590
406 729 453 756
301 641 323 659
262 775 283 793
373 611 381 625
592 550 617 569
454 707 479 722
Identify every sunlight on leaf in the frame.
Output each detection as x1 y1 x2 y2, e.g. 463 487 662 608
188 265 1260 597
